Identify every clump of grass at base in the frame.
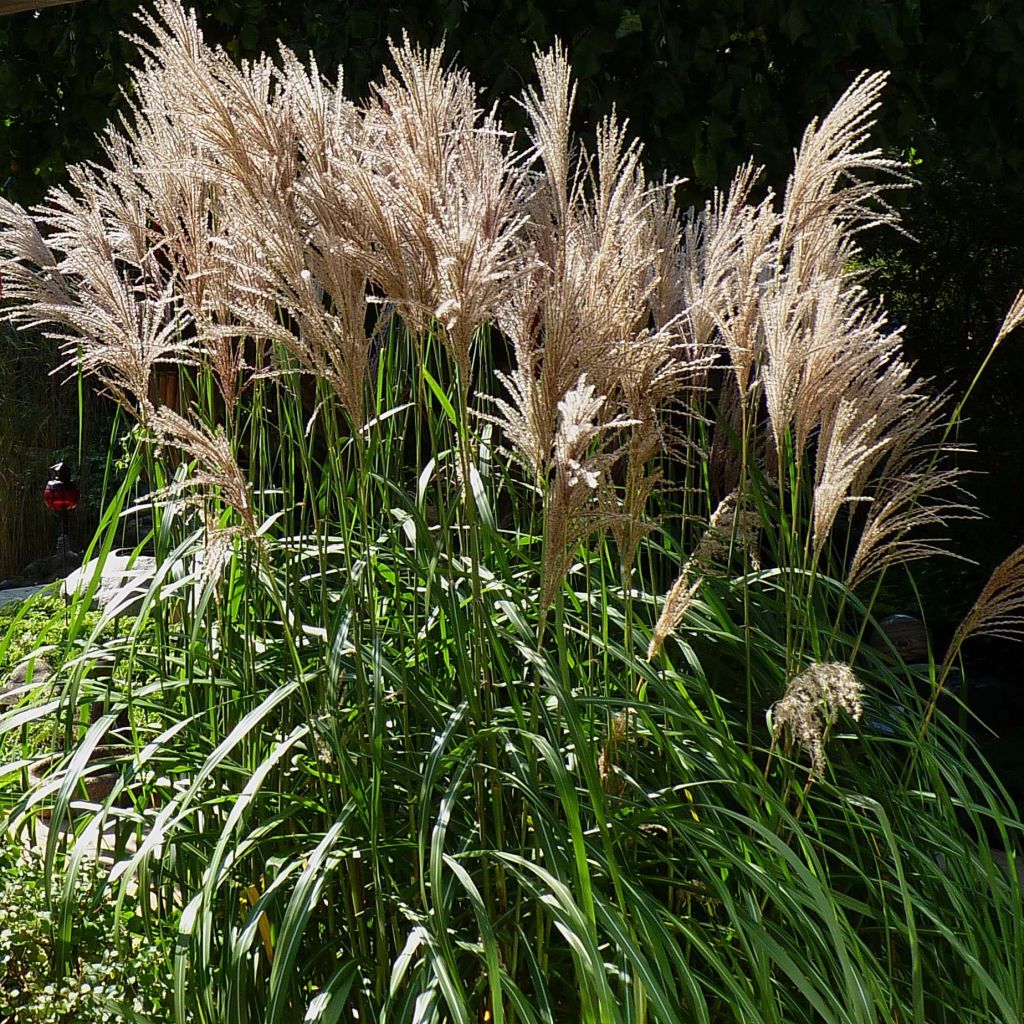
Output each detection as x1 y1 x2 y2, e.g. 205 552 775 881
0 3 1023 1023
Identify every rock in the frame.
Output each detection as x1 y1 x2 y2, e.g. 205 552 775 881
0 655 53 707
62 552 158 616
0 585 46 609
862 701 907 737
20 535 83 584
991 848 1024 893
28 744 131 815
116 502 155 552
872 613 930 663
935 848 1024 895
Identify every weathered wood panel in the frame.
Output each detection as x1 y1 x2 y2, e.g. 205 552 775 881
0 0 84 15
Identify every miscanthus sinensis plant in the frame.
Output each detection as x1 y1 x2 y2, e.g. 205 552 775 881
3 3 1024 1021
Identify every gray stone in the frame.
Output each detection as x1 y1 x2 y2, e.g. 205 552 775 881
0 585 46 609
991 848 1024 894
0 655 53 707
62 552 158 616
21 535 83 584
871 613 930 663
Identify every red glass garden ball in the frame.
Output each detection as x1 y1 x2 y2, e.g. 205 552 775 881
43 477 80 513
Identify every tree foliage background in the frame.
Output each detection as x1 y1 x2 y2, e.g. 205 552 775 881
2 0 1023 629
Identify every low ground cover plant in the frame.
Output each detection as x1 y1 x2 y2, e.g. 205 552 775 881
0 828 174 1024
0 596 109 672
2 3 1024 1021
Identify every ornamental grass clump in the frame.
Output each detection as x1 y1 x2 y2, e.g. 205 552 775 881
3 3 1024 1022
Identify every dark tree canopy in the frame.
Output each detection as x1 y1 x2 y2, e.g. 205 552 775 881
3 1 1024 203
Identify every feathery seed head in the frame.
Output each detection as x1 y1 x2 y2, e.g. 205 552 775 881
599 710 632 795
945 544 1024 668
772 662 863 778
647 489 761 661
646 568 701 661
692 489 761 572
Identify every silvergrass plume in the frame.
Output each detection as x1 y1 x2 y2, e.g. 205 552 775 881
489 45 709 602
647 489 761 660
598 710 631 795
772 662 863 779
672 67 971 584
306 32 531 386
150 405 259 590
0 0 997 617
540 375 634 611
944 544 1024 668
150 406 257 537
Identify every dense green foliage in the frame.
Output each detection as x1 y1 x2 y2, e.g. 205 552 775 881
6 349 1024 1022
4 0 1024 202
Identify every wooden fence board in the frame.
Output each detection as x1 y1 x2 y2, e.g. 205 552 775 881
0 0 84 15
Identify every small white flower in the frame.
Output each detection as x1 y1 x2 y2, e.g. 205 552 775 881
566 458 599 490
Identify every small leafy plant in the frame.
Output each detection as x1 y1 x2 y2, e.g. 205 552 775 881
0 829 175 1024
